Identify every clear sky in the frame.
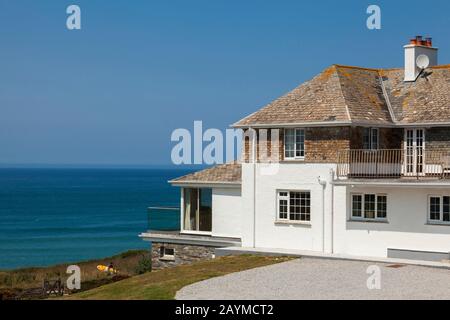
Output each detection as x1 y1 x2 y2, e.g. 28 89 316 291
1 0 449 166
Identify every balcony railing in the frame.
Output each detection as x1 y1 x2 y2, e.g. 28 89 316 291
147 206 180 232
337 148 450 179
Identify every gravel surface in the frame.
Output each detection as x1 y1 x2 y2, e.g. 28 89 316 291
176 258 450 300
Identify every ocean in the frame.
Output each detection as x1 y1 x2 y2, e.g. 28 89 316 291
0 168 192 270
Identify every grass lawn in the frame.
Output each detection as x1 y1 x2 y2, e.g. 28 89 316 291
67 255 292 300
0 250 151 300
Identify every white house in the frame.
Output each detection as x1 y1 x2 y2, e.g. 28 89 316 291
141 36 450 267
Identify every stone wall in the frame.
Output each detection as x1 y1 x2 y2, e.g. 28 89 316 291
304 127 350 162
350 127 403 149
242 127 351 163
241 126 408 163
426 127 450 151
151 242 215 270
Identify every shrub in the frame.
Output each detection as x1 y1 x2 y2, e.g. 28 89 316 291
135 255 152 275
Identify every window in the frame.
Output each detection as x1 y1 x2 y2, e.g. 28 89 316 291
351 194 387 221
352 195 362 217
159 246 175 261
183 188 212 232
363 128 379 150
278 191 310 222
428 196 450 224
284 129 305 159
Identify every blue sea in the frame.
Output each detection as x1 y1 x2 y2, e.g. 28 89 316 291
0 168 191 270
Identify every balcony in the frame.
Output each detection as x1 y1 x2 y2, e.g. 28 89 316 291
337 149 450 180
147 206 180 232
141 206 241 247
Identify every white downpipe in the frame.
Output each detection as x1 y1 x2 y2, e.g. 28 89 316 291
330 169 335 254
251 128 257 248
318 176 327 253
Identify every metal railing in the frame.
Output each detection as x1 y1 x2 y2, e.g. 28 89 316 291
147 206 180 231
337 148 450 179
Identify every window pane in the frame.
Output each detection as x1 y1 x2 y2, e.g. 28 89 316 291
295 130 305 158
377 195 387 219
364 194 376 219
430 197 441 221
183 188 198 231
279 199 288 220
352 195 362 217
199 188 212 232
443 197 450 222
371 129 379 150
363 128 371 150
284 129 295 158
289 191 310 221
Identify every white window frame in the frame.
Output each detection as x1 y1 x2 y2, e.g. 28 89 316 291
159 246 175 261
363 128 379 150
284 128 305 160
277 190 311 223
427 195 450 225
350 193 388 222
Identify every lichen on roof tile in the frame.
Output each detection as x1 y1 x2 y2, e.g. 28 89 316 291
234 64 450 127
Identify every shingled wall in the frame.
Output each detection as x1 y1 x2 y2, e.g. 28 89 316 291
242 126 410 163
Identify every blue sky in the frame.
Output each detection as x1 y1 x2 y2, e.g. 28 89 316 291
1 0 449 166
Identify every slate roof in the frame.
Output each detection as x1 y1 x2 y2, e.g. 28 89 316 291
170 162 241 185
233 64 450 127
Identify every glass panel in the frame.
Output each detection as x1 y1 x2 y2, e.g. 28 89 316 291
430 197 441 221
279 199 288 220
184 188 198 231
289 192 300 221
295 129 305 158
364 194 376 219
289 192 310 221
416 129 424 174
443 197 450 222
376 195 387 219
199 188 212 231
363 128 371 150
284 129 295 158
406 130 414 173
371 129 379 150
352 195 362 217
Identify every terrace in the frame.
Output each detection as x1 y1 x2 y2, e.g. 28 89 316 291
336 148 450 180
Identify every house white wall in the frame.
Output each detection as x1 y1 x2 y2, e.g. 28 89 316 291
241 163 336 252
333 185 450 258
205 164 450 260
212 187 242 238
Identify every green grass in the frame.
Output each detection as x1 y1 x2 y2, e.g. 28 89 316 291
0 249 149 290
67 255 292 300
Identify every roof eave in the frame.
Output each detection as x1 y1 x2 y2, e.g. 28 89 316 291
169 180 242 188
231 120 403 129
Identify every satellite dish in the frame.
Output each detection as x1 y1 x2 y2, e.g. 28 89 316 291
416 54 430 69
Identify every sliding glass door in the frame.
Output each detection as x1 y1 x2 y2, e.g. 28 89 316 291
183 188 212 232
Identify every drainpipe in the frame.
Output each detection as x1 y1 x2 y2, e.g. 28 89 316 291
330 169 335 254
251 127 257 248
318 176 327 252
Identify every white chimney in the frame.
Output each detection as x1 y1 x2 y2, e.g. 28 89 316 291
404 36 438 82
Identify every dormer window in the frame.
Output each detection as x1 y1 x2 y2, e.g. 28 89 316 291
363 128 379 150
284 129 305 160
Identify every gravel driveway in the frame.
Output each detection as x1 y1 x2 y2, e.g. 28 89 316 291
176 258 450 300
